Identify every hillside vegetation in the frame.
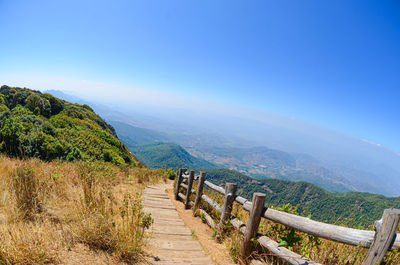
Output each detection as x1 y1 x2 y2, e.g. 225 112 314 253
202 168 400 226
0 85 139 166
124 141 218 169
0 156 170 264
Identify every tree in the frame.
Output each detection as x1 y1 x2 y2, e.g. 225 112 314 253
0 117 24 156
25 94 43 113
43 93 64 115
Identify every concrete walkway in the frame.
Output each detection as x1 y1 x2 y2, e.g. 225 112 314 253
143 184 214 265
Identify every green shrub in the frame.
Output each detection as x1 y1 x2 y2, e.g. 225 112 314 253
66 147 84 161
165 168 177 180
103 149 125 165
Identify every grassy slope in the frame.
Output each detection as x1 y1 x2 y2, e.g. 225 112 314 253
0 156 170 264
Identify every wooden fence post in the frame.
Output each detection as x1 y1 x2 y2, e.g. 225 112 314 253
185 170 195 209
193 172 206 216
240 192 266 261
216 183 237 242
174 168 183 200
363 209 400 265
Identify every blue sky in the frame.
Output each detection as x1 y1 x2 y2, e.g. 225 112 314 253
0 0 399 152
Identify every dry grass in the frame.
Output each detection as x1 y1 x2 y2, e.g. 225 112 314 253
0 156 169 264
194 188 400 265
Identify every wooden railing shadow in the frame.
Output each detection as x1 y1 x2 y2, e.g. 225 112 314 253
174 168 400 265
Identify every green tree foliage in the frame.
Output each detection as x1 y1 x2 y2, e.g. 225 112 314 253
43 93 64 115
0 116 25 155
66 147 84 161
0 85 140 166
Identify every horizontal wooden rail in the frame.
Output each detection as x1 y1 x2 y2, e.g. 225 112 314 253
230 216 321 265
263 208 377 248
204 180 225 194
201 194 222 212
231 217 247 235
181 183 195 193
199 209 216 229
258 236 322 265
177 192 186 201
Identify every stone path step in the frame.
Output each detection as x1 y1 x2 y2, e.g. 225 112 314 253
143 184 214 265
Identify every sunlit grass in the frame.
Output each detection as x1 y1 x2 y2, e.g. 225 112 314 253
0 155 169 264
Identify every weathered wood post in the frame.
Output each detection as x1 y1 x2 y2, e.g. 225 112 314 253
216 183 237 242
193 172 206 216
185 170 195 209
363 209 400 265
239 192 266 261
174 168 184 200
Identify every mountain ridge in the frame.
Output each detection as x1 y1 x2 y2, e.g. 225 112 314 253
42 90 400 196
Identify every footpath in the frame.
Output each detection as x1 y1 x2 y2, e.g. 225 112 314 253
143 184 214 265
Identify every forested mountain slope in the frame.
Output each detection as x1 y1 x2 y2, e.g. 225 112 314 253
110 121 218 169
126 141 218 169
202 168 400 226
0 85 140 166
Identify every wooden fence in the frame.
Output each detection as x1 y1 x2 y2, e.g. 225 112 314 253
174 168 400 265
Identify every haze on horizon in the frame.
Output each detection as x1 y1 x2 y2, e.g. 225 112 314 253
0 0 399 154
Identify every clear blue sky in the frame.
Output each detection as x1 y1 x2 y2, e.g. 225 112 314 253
0 0 399 152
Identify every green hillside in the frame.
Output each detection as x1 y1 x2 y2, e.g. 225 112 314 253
201 168 400 227
0 85 140 166
129 141 218 169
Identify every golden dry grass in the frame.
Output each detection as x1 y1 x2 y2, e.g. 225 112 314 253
0 156 169 265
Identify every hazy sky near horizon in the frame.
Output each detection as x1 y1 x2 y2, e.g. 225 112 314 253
0 0 399 152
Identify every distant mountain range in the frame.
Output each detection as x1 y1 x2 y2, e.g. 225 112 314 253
110 121 218 169
109 118 400 226
46 90 400 196
41 89 400 226
186 145 352 192
108 120 353 192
